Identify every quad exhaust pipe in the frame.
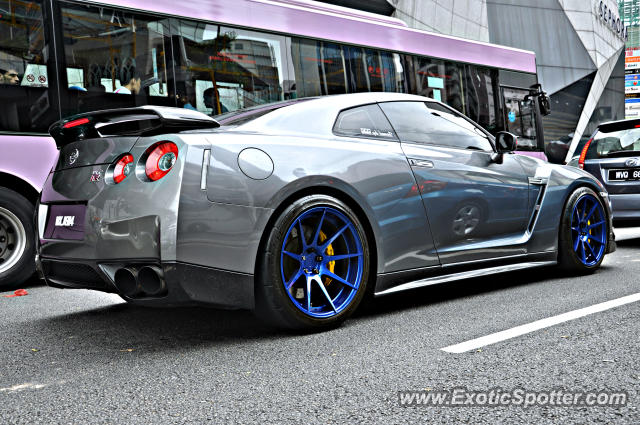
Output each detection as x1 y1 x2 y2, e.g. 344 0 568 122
114 265 166 298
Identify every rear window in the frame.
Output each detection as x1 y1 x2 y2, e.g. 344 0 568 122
587 127 640 159
216 99 311 126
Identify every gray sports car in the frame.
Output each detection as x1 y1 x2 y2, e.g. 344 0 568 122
36 93 615 329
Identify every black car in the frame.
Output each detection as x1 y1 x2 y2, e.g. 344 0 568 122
576 119 640 226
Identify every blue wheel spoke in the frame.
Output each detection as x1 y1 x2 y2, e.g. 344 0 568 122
321 224 349 251
580 241 587 263
286 269 303 290
324 253 362 262
573 234 580 251
283 250 301 261
585 202 598 221
580 197 588 217
314 276 337 312
321 270 357 289
587 221 605 230
306 276 312 312
571 226 579 232
584 241 597 259
297 219 307 249
311 208 327 246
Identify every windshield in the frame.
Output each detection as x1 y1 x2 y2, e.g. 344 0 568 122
586 127 640 159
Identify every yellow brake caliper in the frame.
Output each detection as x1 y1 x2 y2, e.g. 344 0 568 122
318 230 335 286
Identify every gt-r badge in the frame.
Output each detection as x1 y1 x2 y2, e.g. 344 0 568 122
69 148 79 165
90 170 102 182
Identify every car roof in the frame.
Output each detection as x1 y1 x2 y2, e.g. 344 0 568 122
596 117 640 130
227 92 436 136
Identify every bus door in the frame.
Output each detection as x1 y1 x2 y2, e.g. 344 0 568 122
501 86 546 154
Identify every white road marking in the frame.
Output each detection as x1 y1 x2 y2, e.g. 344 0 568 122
442 292 640 353
0 383 46 393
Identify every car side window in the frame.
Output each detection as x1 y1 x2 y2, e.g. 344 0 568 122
426 102 494 151
379 101 493 151
333 104 397 140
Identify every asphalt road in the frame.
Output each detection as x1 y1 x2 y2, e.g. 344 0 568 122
1 230 640 424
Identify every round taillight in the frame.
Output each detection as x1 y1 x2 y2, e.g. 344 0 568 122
146 142 178 181
113 154 134 184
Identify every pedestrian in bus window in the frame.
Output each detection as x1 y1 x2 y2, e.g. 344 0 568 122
114 69 143 94
203 87 228 115
0 66 20 85
178 93 197 111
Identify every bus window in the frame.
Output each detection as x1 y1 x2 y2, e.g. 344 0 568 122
344 47 404 94
290 38 346 98
502 87 539 151
406 56 465 114
59 2 173 117
464 65 499 135
173 21 288 115
0 0 56 133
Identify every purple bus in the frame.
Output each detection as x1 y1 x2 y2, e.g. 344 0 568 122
0 0 549 286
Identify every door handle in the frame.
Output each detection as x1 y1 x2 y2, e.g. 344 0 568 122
409 158 434 168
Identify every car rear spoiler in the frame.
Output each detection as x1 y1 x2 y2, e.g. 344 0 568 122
49 106 220 147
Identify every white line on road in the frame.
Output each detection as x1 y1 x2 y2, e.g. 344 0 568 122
441 292 640 354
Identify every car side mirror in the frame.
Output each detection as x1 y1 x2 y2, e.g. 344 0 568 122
496 131 518 153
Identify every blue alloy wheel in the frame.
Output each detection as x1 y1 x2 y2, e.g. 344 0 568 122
570 194 606 267
280 206 364 318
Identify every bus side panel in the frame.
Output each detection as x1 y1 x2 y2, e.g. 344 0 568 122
0 135 59 192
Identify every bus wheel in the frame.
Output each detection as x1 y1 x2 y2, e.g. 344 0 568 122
0 187 35 288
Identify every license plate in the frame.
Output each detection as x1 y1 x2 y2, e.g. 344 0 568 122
608 168 640 181
44 204 86 240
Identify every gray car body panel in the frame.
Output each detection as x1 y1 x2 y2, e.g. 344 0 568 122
37 93 613 308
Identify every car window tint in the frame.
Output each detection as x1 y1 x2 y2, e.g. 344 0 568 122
0 0 57 132
379 101 493 151
333 104 396 140
426 101 493 150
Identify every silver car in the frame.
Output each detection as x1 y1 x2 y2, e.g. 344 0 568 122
36 93 615 329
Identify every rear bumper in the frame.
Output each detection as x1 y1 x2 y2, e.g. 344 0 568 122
35 256 254 309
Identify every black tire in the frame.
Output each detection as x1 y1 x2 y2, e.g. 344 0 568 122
558 186 608 273
0 187 35 288
255 195 371 330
